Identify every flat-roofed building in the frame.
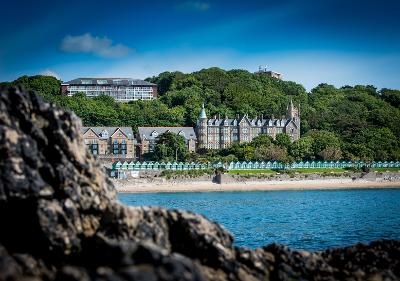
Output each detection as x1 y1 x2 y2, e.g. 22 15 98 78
255 66 283 80
62 78 157 101
137 127 197 157
81 126 136 159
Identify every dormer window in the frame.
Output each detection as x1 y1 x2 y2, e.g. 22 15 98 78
178 131 185 137
151 130 158 137
101 130 109 139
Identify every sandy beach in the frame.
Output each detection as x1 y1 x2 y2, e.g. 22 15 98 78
114 178 400 193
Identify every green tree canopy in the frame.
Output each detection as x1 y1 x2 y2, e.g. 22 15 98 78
153 132 188 162
4 69 400 161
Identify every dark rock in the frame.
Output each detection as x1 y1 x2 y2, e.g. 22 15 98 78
0 86 399 280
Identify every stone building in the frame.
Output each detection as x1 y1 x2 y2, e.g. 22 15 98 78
137 127 197 157
81 127 135 159
196 101 300 149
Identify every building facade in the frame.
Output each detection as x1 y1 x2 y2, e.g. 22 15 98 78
255 66 283 80
62 78 157 101
137 127 197 157
81 127 136 159
196 101 300 149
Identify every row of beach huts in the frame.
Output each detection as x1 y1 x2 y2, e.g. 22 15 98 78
112 160 400 172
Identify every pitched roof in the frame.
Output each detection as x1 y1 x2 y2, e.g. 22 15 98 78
198 103 207 119
81 127 134 140
63 78 156 86
204 117 289 127
138 127 197 141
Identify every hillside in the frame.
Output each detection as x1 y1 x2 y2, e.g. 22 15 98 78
2 67 400 161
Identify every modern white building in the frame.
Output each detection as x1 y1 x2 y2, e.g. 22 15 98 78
61 78 158 101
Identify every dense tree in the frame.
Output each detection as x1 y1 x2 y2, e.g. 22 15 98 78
250 135 273 148
380 88 400 108
12 75 61 100
289 137 314 160
254 144 288 162
319 146 342 161
304 130 342 159
274 133 292 149
4 69 400 161
152 132 188 162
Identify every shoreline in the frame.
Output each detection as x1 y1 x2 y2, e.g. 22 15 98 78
114 179 400 193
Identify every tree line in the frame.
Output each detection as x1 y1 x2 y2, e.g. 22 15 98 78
1 67 399 161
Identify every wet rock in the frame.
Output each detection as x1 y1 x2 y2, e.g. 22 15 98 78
0 86 399 280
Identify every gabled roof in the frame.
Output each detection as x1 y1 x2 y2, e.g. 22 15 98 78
204 117 290 127
238 115 252 126
82 127 100 138
110 128 129 138
138 127 197 141
81 127 134 140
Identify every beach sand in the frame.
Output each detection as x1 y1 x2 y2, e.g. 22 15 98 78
114 178 400 193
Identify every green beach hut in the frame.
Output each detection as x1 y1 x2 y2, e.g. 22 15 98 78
112 161 122 170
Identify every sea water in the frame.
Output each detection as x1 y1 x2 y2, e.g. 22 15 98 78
118 189 400 250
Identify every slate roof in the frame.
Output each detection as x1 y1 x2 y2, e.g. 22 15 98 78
205 117 289 127
63 78 156 86
81 127 135 140
138 127 197 141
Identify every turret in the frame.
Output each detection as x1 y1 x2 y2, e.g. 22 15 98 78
285 99 301 141
286 98 299 119
196 103 208 149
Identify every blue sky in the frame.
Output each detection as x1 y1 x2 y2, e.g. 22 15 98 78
1 0 400 90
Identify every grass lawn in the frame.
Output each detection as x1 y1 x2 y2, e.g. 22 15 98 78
291 168 348 173
228 169 276 174
370 168 400 172
227 167 400 174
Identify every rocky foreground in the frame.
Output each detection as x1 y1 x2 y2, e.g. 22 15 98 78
0 86 399 281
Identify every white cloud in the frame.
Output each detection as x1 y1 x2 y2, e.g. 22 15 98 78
39 69 60 80
176 1 210 12
60 33 132 58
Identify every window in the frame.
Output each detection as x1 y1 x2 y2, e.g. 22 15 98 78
91 140 98 155
81 80 92 84
101 130 109 139
97 80 108 84
113 140 119 154
121 139 127 155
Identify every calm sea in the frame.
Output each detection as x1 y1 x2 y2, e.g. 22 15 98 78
118 189 400 251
